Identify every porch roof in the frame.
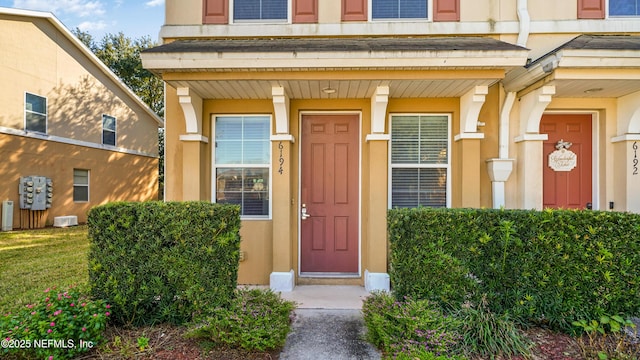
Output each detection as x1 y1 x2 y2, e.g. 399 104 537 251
504 35 640 98
142 37 528 100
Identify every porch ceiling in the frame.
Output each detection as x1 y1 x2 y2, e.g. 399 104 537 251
165 78 499 100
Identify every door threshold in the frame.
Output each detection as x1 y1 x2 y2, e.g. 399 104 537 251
299 272 360 278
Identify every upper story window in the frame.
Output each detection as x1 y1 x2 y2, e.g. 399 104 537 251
233 0 287 21
25 92 47 134
102 115 116 146
372 0 427 20
389 114 450 208
213 115 271 218
610 0 640 16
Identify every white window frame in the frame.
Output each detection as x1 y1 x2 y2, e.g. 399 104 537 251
102 114 117 146
608 0 640 17
230 0 291 24
388 113 451 209
211 114 273 220
73 169 90 203
370 0 432 21
24 92 48 134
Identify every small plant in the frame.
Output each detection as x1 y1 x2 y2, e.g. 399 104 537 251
456 296 532 358
186 288 295 352
362 291 463 359
0 285 111 360
137 336 150 351
573 315 639 360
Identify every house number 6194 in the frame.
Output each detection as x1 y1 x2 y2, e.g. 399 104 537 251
633 141 638 176
278 142 284 175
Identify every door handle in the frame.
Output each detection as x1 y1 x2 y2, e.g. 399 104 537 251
301 204 311 220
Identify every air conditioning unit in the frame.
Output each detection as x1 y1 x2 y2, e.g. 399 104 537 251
2 200 14 231
53 216 78 228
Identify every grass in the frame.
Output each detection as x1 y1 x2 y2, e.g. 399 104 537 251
0 225 89 314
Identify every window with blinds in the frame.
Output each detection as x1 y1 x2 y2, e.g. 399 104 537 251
390 115 449 208
372 0 427 19
610 0 640 16
214 115 271 217
234 0 287 20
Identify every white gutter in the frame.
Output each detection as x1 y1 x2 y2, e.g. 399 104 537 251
516 0 530 47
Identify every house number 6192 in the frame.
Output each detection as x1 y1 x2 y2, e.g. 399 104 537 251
633 141 638 176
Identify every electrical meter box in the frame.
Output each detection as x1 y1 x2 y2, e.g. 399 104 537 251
19 176 53 211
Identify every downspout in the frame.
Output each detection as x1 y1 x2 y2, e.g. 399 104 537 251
516 0 530 47
488 0 529 208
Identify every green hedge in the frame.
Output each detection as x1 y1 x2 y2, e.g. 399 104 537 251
87 201 241 326
388 208 640 332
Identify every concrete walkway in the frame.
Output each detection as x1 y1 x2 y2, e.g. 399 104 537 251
278 286 382 360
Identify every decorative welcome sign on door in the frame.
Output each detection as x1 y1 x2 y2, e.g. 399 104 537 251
548 139 577 172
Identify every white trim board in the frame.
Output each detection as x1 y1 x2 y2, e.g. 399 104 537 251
0 126 158 158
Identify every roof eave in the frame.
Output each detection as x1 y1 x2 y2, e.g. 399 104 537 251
141 50 529 73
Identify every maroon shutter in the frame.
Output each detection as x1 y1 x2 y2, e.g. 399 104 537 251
203 0 228 24
342 0 367 21
577 0 605 19
433 0 460 21
293 0 318 23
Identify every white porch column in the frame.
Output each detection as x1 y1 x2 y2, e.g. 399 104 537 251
611 90 640 212
515 85 555 209
455 86 487 208
365 86 390 292
177 87 208 201
270 86 295 292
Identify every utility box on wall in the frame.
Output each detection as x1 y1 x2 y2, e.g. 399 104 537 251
19 176 53 211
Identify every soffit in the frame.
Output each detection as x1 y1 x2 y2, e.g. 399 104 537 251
505 35 640 98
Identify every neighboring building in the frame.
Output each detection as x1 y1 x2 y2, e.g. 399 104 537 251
0 8 163 229
141 0 640 291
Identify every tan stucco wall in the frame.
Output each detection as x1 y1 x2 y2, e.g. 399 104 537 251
0 134 158 228
166 0 528 25
0 15 159 156
528 1 576 20
166 0 200 25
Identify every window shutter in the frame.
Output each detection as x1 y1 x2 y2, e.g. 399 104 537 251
203 0 228 24
577 0 605 19
433 0 460 21
342 0 367 21
293 0 318 23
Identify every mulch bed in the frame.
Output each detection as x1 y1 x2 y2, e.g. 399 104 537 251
79 322 639 359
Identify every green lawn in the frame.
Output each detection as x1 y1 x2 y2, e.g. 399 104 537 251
0 226 89 314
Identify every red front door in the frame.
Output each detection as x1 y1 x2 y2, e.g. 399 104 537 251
541 114 593 209
300 114 359 274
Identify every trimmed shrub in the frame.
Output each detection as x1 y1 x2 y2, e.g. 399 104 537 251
388 208 640 333
88 201 241 326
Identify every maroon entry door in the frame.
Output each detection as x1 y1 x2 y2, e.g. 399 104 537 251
541 114 593 209
300 114 359 273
